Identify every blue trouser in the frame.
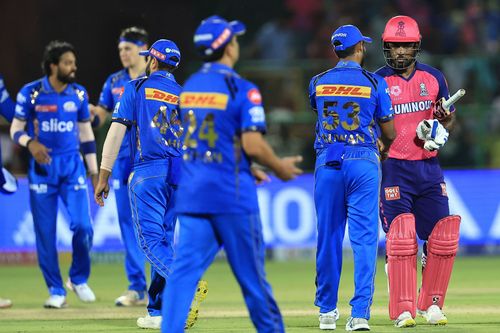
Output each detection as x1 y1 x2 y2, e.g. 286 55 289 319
28 152 93 296
314 147 380 319
112 156 146 292
380 157 449 241
128 160 177 316
162 213 284 333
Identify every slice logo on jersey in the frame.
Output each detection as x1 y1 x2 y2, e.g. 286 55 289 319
316 85 371 98
145 88 179 105
384 186 400 201
390 85 401 96
247 88 262 104
419 83 429 96
35 104 57 112
63 101 78 112
440 183 448 196
41 119 74 132
396 21 406 37
180 92 229 110
112 87 124 96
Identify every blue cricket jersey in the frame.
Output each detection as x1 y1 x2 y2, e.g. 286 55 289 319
308 60 393 152
0 75 15 122
112 70 182 165
175 62 267 214
99 69 141 159
15 77 90 154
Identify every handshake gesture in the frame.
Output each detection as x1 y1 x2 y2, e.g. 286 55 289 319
416 119 449 152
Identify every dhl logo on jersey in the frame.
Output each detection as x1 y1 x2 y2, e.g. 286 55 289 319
180 92 228 110
316 85 371 98
145 88 179 105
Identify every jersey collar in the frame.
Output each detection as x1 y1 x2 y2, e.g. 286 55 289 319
150 70 177 83
42 76 76 95
201 62 236 75
334 60 362 69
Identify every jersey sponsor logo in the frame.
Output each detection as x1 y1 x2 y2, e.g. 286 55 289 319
180 92 229 110
441 183 448 196
35 104 57 112
15 105 25 116
316 85 371 98
112 87 124 96
16 92 27 104
247 88 262 104
40 119 75 132
384 186 400 200
145 88 179 105
393 100 432 114
390 85 401 96
150 48 166 60
63 101 78 112
29 183 48 194
248 106 265 123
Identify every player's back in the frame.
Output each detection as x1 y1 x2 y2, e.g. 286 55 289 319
15 77 89 155
310 61 390 152
176 63 263 214
114 71 182 166
375 62 454 160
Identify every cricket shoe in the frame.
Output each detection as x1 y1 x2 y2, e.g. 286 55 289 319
44 295 67 309
115 290 147 307
319 308 339 330
185 280 209 329
394 311 416 328
0 298 12 309
137 314 161 329
66 279 96 302
345 317 370 331
417 305 447 325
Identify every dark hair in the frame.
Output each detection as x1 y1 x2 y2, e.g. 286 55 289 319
198 45 226 62
41 40 76 75
333 42 357 59
119 26 149 45
156 59 178 73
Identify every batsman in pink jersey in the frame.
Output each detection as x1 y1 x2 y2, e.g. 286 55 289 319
375 16 461 328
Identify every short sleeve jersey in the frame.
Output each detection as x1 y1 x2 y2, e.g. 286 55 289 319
98 69 137 159
175 63 267 214
375 62 455 160
15 77 90 154
0 75 15 122
112 70 182 164
309 61 393 152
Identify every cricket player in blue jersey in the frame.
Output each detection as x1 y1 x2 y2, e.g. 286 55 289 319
161 15 302 333
9 41 98 308
94 39 206 330
91 26 148 307
309 25 396 331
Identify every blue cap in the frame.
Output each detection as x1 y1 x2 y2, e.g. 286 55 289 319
139 39 181 67
193 15 246 56
331 25 372 51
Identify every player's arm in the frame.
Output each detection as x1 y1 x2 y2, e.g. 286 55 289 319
378 119 396 159
90 77 115 128
242 132 302 181
375 78 396 159
78 121 98 175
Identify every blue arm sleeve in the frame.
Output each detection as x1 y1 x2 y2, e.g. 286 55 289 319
14 85 32 121
375 78 394 123
98 75 114 111
77 87 91 121
308 76 318 112
240 82 266 133
111 81 135 127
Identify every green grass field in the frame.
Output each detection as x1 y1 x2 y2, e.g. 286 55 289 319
1 255 499 332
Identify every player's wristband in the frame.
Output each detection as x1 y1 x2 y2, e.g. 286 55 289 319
81 141 97 155
13 130 33 147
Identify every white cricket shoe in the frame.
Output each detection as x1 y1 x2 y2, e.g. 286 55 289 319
137 314 162 329
0 298 12 309
319 308 339 330
66 279 96 302
418 305 447 325
115 290 146 307
44 295 67 309
345 317 370 331
394 311 416 328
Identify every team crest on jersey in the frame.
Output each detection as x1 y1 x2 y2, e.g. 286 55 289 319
145 88 179 105
419 83 429 96
440 183 448 196
384 186 400 200
390 85 401 96
63 101 78 112
247 88 262 104
396 21 406 37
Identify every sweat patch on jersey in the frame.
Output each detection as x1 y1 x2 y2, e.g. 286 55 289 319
316 84 371 98
180 92 229 110
145 88 179 105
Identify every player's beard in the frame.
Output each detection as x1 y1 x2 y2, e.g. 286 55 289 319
57 71 76 84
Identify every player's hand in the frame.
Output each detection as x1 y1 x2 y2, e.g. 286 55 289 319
94 172 110 207
27 140 52 164
276 155 303 181
251 166 270 185
376 139 389 161
433 97 451 120
90 173 99 191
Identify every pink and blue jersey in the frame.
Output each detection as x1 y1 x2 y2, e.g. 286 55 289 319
375 62 455 160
